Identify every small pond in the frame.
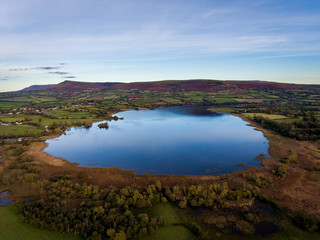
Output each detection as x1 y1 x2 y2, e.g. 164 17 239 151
0 191 12 206
44 106 270 175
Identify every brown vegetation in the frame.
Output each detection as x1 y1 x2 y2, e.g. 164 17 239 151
38 79 313 92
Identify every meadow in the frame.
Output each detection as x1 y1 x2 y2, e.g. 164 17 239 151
0 206 81 240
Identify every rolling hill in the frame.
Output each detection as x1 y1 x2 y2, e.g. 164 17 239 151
20 79 320 92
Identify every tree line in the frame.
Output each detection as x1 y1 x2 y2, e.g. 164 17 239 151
19 178 261 240
253 113 320 141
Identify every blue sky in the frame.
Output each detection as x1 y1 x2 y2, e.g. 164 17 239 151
1 0 320 92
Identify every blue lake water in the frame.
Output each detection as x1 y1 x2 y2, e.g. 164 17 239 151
0 191 12 206
44 106 270 175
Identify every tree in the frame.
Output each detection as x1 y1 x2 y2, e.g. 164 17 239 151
114 231 126 240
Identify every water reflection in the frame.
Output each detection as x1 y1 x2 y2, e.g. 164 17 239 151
44 106 270 175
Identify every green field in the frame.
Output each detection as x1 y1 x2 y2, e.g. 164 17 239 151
142 226 196 240
214 98 236 103
0 102 26 109
1 97 57 103
243 113 289 120
141 203 196 240
0 109 101 137
0 206 81 240
0 125 44 137
146 203 182 225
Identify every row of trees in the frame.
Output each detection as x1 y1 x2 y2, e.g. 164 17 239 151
20 202 159 240
253 115 320 141
19 178 260 239
37 178 258 210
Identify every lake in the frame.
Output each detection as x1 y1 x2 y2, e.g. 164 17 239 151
0 191 12 206
44 106 270 175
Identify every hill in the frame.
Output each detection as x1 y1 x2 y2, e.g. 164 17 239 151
20 79 320 92
107 79 306 91
21 84 56 91
41 81 123 91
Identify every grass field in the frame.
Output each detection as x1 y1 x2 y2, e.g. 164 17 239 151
146 203 182 226
214 98 237 103
0 125 44 137
1 97 57 103
142 226 196 240
235 98 264 103
243 113 289 120
0 110 101 137
141 203 196 240
0 113 29 122
0 102 26 109
0 206 81 240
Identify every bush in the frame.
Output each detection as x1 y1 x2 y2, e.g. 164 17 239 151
255 176 270 188
272 164 288 178
293 212 319 232
235 219 255 234
183 222 206 239
24 173 38 182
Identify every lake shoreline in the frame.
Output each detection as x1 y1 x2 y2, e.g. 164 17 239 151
42 106 270 175
16 105 272 175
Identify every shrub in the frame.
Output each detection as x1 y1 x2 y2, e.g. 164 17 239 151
24 173 38 182
293 212 319 232
255 176 270 188
272 164 288 178
235 219 255 234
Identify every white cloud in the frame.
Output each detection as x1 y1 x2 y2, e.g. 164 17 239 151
0 0 320 90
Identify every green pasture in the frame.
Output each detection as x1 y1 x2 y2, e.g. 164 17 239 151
203 97 216 103
214 98 236 103
0 206 81 240
146 203 182 226
161 97 183 104
185 97 203 103
129 100 149 105
141 203 196 240
0 112 98 125
0 96 57 103
142 226 196 240
0 110 102 137
0 113 29 122
0 125 43 137
235 98 264 103
0 102 26 109
49 109 92 118
243 113 289 120
112 105 130 109
103 95 120 100
215 94 235 98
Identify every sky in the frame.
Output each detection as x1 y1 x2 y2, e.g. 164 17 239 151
0 0 320 92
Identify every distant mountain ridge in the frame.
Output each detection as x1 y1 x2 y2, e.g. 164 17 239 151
41 81 124 91
21 81 124 91
21 84 56 91
20 79 320 92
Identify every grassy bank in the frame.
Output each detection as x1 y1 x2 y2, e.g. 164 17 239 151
141 203 196 240
0 206 81 240
142 226 196 240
